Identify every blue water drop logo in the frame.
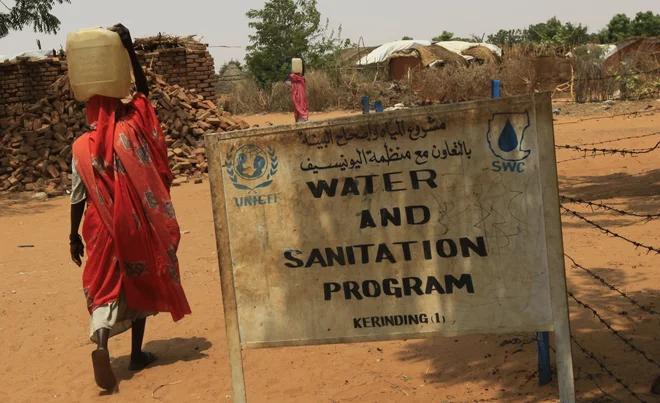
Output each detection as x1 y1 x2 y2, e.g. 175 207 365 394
498 119 518 152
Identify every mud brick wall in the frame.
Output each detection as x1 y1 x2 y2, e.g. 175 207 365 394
0 58 67 106
136 48 217 99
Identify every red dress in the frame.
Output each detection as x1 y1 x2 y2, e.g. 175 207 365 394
288 73 309 122
73 94 191 322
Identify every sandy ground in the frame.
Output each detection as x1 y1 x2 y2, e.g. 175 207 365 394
1 101 660 402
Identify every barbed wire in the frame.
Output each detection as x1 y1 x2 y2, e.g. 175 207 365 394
555 141 660 156
576 67 660 82
587 373 620 402
565 254 659 315
560 206 660 254
554 108 660 126
506 67 660 88
557 155 592 164
559 196 660 220
571 336 648 403
569 291 660 369
572 131 660 147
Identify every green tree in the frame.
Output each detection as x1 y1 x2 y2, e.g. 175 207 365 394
598 11 660 43
527 17 591 50
630 11 660 37
245 0 347 86
401 35 413 40
432 31 454 42
0 0 70 39
601 13 632 42
487 29 527 47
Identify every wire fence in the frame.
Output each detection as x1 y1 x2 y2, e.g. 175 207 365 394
571 131 660 147
571 336 648 403
560 206 660 254
555 141 660 156
565 254 658 315
554 103 659 401
554 108 660 126
559 196 660 220
568 291 660 369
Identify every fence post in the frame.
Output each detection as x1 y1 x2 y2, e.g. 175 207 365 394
361 96 370 114
490 79 552 388
491 80 501 99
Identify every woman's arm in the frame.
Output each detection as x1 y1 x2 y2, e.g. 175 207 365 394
70 201 85 266
111 24 150 97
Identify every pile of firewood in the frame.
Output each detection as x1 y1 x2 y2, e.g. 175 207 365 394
0 71 248 193
148 72 249 180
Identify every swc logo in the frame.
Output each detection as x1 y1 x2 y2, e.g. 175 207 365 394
486 111 531 174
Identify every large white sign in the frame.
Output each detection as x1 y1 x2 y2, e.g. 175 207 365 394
206 93 575 402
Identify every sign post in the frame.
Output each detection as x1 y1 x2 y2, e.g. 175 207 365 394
206 93 575 402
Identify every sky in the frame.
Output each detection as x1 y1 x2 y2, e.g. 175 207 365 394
1 0 658 67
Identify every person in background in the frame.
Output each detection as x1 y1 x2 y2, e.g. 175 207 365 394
69 23 191 392
285 59 309 123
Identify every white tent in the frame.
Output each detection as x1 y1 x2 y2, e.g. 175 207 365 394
0 49 54 63
434 41 502 57
356 40 432 65
356 40 502 66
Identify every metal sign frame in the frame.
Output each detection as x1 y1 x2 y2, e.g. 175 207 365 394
205 93 575 402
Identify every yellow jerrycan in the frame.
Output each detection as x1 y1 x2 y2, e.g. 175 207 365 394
66 27 131 102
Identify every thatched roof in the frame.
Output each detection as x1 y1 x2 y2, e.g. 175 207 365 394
340 46 379 65
462 46 502 64
217 62 245 94
134 34 207 52
221 62 244 80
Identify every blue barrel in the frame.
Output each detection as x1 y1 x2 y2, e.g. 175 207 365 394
374 100 383 113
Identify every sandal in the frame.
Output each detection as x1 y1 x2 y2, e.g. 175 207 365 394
91 349 117 391
128 351 157 371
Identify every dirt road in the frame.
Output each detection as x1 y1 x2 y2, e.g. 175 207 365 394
1 102 659 402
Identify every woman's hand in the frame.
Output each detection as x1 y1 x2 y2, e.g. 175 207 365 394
70 234 85 267
110 24 132 48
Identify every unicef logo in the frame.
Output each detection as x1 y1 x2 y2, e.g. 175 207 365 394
226 144 278 193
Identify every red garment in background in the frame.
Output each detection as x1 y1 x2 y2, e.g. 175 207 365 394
289 73 308 122
73 94 191 322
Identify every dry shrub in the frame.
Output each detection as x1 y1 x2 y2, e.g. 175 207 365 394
572 47 613 103
613 48 660 101
332 66 394 109
406 54 538 105
306 71 336 111
412 65 497 103
268 82 293 112
498 57 536 95
229 79 268 114
229 70 342 114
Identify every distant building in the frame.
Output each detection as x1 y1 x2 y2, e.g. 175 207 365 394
355 40 502 81
217 62 245 94
603 37 660 70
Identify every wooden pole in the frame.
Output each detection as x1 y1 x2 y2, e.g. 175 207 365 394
534 92 576 402
205 134 248 403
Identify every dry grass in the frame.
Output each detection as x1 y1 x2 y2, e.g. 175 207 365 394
411 57 535 103
228 44 660 114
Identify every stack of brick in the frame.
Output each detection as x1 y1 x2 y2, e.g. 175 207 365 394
0 71 248 193
0 35 218 111
136 49 216 99
0 57 67 106
134 34 217 100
